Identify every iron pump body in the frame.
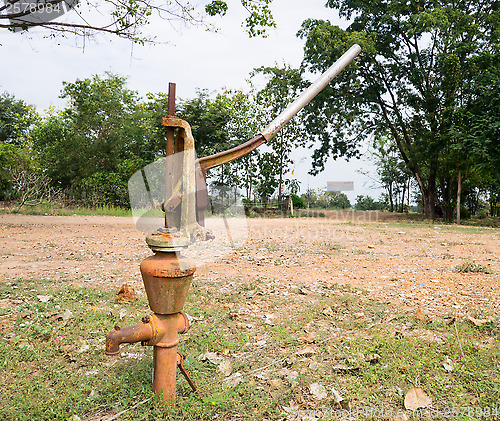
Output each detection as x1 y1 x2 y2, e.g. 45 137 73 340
105 44 361 406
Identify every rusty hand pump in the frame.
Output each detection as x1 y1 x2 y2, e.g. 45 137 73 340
105 44 361 407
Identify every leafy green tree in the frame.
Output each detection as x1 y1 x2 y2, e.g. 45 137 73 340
370 137 413 213
325 191 351 209
0 92 40 200
255 152 279 204
32 73 151 206
298 0 499 219
0 92 39 145
453 52 500 217
252 64 306 206
213 89 261 201
354 195 384 211
0 0 275 42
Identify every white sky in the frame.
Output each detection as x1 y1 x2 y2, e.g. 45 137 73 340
0 0 383 202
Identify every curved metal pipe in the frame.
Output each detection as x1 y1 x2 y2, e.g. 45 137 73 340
260 44 361 141
197 134 265 172
105 322 153 356
105 312 190 356
196 44 361 172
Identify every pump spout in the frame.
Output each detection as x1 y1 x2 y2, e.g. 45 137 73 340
105 321 153 355
105 312 190 356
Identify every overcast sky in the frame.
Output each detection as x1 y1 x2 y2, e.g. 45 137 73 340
0 0 383 201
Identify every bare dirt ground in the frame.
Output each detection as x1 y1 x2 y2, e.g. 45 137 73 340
1 212 499 317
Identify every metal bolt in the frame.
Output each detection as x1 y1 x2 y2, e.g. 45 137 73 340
142 315 150 324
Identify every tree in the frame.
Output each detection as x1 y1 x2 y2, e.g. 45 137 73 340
0 0 275 42
0 92 39 145
213 89 261 201
452 51 500 217
31 73 151 206
298 0 499 219
252 64 306 207
325 191 351 209
255 152 279 204
370 137 412 213
0 92 40 200
354 195 384 211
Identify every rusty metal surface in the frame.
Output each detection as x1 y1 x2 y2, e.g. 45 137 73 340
140 251 195 314
105 322 153 355
153 346 178 405
105 311 190 405
177 353 199 394
165 83 176 228
197 134 266 172
150 312 188 405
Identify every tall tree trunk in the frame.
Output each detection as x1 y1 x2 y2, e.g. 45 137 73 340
407 179 411 213
389 183 394 212
400 184 406 213
456 168 462 224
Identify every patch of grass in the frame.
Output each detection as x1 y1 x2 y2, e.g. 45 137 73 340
453 261 492 274
1 277 499 421
352 249 371 255
1 203 131 217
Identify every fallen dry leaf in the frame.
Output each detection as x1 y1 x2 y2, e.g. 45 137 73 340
467 315 493 327
278 368 298 381
268 378 283 388
296 346 316 357
331 364 358 372
116 284 136 302
119 309 127 320
198 352 224 364
218 360 232 377
298 335 317 344
416 308 427 322
331 386 344 403
365 353 381 364
58 309 73 326
354 312 365 319
404 386 432 410
443 356 454 372
309 383 327 400
222 372 243 388
322 306 334 317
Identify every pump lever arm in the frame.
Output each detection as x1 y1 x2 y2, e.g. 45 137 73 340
196 44 361 173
